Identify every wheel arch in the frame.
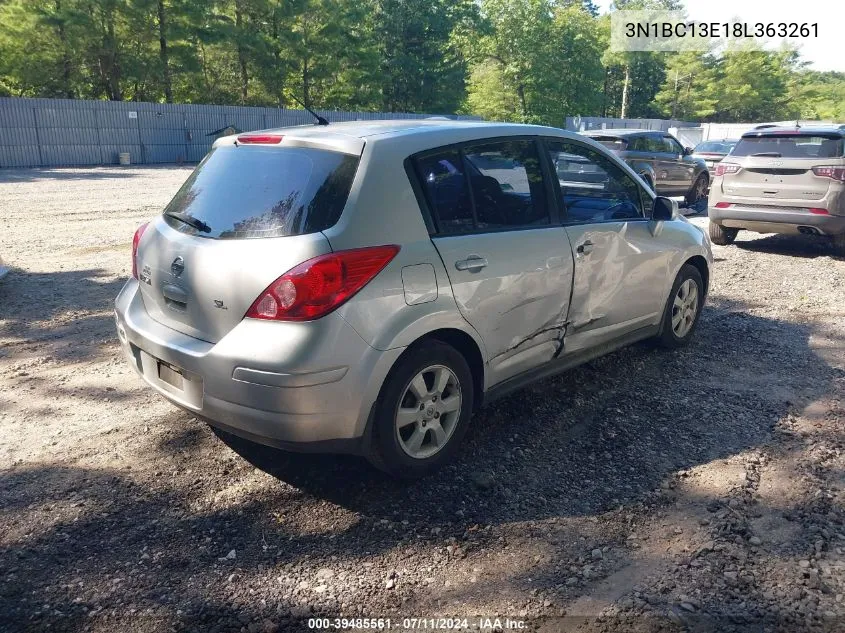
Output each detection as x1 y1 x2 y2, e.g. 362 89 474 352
410 328 486 411
683 255 710 297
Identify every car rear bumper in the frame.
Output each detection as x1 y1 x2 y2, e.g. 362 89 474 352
709 204 845 236
114 279 403 453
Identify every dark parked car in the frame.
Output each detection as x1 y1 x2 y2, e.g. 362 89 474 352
583 129 709 207
691 139 739 180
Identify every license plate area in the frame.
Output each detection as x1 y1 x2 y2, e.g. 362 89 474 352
138 349 203 409
158 360 184 390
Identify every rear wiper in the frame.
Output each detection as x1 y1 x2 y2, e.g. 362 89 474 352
750 152 782 157
164 211 211 233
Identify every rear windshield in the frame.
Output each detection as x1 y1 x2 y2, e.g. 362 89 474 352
732 135 844 159
163 145 359 239
694 140 736 154
590 136 627 151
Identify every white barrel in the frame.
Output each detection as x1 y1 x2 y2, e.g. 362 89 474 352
118 152 131 166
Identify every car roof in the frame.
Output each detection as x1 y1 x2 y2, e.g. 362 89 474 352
742 125 845 138
261 119 537 140
213 119 583 155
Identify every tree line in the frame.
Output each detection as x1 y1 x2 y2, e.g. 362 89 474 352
1 0 842 124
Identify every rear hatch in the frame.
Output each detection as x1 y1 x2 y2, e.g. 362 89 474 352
135 137 361 343
722 132 844 201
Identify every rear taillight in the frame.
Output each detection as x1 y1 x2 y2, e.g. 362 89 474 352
131 222 149 279
809 208 830 215
715 163 741 177
237 134 283 144
714 202 731 209
245 245 400 321
811 166 845 182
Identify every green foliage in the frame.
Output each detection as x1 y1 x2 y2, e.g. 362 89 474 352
0 0 842 123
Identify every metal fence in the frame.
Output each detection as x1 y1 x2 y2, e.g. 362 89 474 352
0 97 478 168
0 97 703 168
565 116 699 133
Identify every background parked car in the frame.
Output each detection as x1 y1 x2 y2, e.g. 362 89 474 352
116 120 712 478
708 125 845 252
691 139 739 180
583 129 709 208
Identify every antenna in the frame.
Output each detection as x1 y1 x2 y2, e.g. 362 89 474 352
286 93 329 126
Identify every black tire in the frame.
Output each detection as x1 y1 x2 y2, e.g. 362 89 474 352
655 264 705 349
368 340 474 479
708 221 738 245
685 173 709 207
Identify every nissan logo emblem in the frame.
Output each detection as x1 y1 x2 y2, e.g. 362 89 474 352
170 256 185 277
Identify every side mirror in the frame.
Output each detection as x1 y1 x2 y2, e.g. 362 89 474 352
683 146 694 156
652 196 675 221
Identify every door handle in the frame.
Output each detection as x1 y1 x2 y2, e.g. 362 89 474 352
455 255 488 272
576 241 594 256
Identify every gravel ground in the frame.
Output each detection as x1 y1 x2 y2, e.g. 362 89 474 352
1 167 844 633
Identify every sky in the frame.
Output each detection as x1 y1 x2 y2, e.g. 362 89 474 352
594 0 844 72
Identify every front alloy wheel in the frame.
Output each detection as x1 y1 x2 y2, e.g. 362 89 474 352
656 264 704 348
671 278 699 338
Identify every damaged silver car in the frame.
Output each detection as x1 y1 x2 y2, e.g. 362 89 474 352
115 120 712 478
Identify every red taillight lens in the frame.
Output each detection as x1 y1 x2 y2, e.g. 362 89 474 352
714 202 731 209
809 208 830 215
714 163 741 177
246 245 400 321
237 134 283 144
131 222 149 279
812 166 845 182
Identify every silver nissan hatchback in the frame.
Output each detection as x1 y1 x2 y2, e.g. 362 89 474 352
115 120 712 478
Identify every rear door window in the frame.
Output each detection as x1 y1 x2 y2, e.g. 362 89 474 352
645 134 667 153
415 150 474 233
414 139 551 233
463 140 550 229
163 145 359 239
627 136 648 152
732 134 844 158
547 140 645 224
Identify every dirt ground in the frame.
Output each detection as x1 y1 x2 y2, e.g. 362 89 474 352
1 166 844 633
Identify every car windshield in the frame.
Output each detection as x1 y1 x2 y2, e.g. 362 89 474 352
162 145 359 239
694 140 737 154
732 134 844 159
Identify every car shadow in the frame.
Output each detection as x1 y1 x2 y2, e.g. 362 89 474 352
0 268 126 363
214 297 837 526
735 233 843 260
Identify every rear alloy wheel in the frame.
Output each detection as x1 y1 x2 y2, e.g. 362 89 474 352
656 264 704 348
708 221 738 245
370 341 473 478
685 174 709 209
